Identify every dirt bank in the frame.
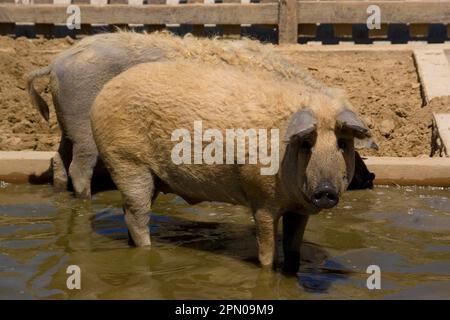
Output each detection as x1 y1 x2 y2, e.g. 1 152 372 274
0 36 72 151
0 36 448 156
279 49 450 157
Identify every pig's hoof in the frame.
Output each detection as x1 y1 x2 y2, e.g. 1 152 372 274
53 174 68 192
259 257 275 270
52 155 68 191
74 188 91 199
134 237 151 247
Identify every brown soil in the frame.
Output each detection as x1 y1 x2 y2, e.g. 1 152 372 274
279 50 450 157
0 36 72 151
0 36 448 156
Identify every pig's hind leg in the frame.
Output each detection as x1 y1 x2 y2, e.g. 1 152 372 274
52 135 72 191
68 144 97 198
108 160 154 247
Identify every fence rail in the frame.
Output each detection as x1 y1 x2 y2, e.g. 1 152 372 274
0 1 449 43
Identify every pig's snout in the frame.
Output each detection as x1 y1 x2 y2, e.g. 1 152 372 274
311 182 339 209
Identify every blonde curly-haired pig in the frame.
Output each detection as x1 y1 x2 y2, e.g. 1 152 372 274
90 60 374 272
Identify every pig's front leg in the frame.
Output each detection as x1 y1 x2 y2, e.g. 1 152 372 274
282 212 309 273
253 209 279 268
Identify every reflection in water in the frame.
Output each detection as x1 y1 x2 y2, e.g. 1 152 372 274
297 260 349 293
0 183 449 299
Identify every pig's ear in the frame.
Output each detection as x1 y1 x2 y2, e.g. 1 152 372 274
336 110 371 139
284 109 317 143
336 110 378 150
354 137 379 150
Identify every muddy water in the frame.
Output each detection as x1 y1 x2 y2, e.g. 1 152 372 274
0 182 449 299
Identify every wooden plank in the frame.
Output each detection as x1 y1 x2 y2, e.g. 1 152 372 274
32 0 54 37
87 1 112 34
165 0 181 27
222 0 246 36
66 0 90 33
203 0 216 27
145 0 168 32
126 0 145 29
0 4 278 25
1 2 448 28
297 1 450 24
278 0 298 44
186 0 205 35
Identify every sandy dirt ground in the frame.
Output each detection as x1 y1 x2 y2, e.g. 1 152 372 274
279 49 450 156
0 36 73 151
0 35 449 156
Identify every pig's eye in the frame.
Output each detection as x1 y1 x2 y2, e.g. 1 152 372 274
338 138 347 150
300 139 313 150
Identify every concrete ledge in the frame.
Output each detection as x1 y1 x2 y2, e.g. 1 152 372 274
0 151 55 183
1 152 450 187
413 49 450 104
365 157 450 187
